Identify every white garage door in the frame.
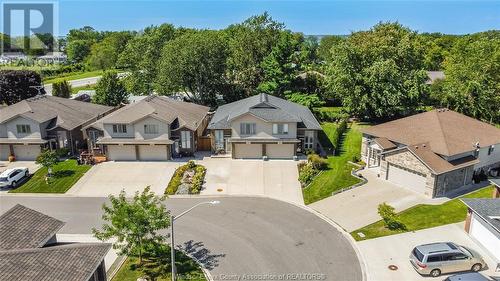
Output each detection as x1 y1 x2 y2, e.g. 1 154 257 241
13 145 41 161
266 144 294 159
139 145 169 161
107 145 136 161
0 145 9 161
234 144 262 159
470 215 500 262
387 164 427 194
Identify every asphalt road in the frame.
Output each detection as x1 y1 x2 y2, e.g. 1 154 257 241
0 196 363 281
44 76 101 95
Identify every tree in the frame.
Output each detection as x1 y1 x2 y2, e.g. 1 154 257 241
286 93 324 109
326 22 428 120
35 150 59 178
66 40 92 63
435 36 500 123
0 70 45 105
93 187 171 265
317 35 345 62
52 80 71 98
156 30 229 106
93 71 128 106
86 31 133 70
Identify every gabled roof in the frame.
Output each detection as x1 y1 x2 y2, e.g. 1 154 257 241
373 137 396 150
461 198 500 234
406 143 478 174
88 95 209 131
363 109 500 156
208 93 322 130
0 243 111 281
0 95 113 131
0 204 64 250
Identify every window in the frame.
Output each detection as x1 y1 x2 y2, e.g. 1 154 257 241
144 124 159 134
112 124 127 134
488 145 495 155
181 131 192 149
273 124 289 135
426 255 442 263
240 123 256 135
304 131 314 149
215 130 225 150
16 124 31 134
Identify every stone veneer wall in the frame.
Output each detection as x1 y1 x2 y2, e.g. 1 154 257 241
361 135 369 162
434 166 474 197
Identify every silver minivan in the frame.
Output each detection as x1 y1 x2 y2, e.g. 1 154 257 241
409 242 486 277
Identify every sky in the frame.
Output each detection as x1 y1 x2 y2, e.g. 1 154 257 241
9 0 500 36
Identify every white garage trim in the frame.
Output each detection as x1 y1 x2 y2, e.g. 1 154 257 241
234 143 262 159
107 145 137 161
13 145 41 161
387 163 428 195
138 145 169 161
266 144 294 159
470 214 500 262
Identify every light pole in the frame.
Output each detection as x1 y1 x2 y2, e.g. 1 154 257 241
170 200 220 281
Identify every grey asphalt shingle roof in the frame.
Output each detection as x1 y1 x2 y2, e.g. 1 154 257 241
0 204 64 250
0 95 113 130
461 198 500 234
0 243 111 281
208 93 322 130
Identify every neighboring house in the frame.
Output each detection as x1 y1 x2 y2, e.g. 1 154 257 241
361 109 500 198
207 93 322 159
462 198 500 265
0 204 111 281
0 95 114 161
84 95 210 161
491 178 500 198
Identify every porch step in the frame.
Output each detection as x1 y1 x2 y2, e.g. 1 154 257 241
210 154 232 158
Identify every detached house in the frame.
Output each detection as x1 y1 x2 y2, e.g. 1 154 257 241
207 93 322 159
361 109 500 198
84 96 210 161
0 95 113 161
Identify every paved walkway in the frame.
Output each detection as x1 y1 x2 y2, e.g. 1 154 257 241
199 157 304 205
357 223 498 281
309 169 430 231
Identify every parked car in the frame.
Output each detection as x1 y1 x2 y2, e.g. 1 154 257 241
0 168 29 188
444 272 500 281
409 242 486 277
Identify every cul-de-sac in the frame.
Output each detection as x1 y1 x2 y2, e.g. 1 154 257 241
0 2 499 281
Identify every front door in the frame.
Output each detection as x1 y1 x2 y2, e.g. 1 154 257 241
215 130 225 151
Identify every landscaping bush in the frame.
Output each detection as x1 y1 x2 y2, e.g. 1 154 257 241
190 165 206 194
55 148 70 158
165 165 188 194
314 107 349 122
165 162 206 195
378 203 407 231
307 153 328 170
298 162 317 186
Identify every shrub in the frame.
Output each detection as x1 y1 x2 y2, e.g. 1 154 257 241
298 162 318 186
165 162 206 195
187 160 196 169
190 165 206 194
378 203 407 231
307 153 328 170
165 165 188 195
52 80 72 98
55 148 70 158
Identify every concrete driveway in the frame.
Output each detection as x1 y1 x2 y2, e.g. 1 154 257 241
200 158 304 204
357 223 498 281
310 169 431 231
0 161 40 194
67 161 185 196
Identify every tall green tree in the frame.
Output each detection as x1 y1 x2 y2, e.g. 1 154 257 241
317 35 345 62
156 30 229 105
86 31 133 70
52 80 71 98
93 187 171 265
93 71 128 106
66 26 102 63
0 70 44 105
326 22 428 119
435 36 500 123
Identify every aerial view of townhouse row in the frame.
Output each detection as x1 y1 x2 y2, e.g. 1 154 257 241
0 2 499 281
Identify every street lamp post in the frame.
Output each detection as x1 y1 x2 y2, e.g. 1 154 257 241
170 201 220 281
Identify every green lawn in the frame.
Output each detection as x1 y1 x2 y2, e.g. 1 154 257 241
9 159 90 193
351 186 494 241
303 122 367 204
71 85 96 94
43 70 103 84
113 256 205 281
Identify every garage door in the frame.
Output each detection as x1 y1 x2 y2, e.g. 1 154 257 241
266 144 294 159
107 145 136 161
13 145 41 161
234 144 262 159
0 145 9 161
139 145 169 161
470 215 500 262
387 164 427 194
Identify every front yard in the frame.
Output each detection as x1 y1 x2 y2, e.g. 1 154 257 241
302 122 367 204
9 159 91 193
351 186 494 241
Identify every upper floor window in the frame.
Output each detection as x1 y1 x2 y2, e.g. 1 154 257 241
488 145 495 155
144 124 159 134
272 124 289 135
112 124 127 134
16 124 31 134
240 123 256 135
